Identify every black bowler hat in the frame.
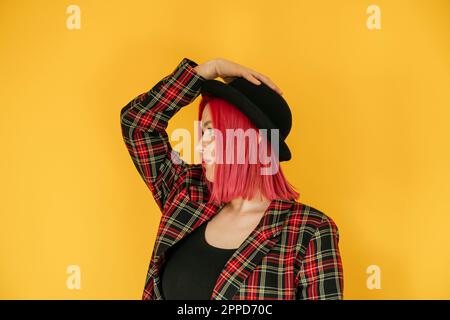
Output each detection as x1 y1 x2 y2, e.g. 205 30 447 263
200 77 292 161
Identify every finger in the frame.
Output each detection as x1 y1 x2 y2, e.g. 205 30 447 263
265 79 283 95
245 73 262 85
254 73 283 95
222 77 232 84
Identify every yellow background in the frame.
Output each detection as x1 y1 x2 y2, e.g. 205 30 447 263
1 0 449 299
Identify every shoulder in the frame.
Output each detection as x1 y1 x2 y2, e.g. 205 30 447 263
184 163 204 185
289 200 340 241
183 163 211 202
290 200 337 227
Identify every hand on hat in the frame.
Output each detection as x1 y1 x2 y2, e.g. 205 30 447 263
215 58 283 96
194 58 283 96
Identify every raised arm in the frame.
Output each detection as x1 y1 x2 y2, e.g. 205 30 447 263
120 58 208 212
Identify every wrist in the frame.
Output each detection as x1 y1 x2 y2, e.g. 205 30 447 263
194 59 218 80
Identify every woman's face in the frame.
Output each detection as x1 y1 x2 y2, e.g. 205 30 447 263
195 103 215 182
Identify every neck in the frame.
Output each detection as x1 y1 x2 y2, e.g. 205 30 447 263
226 191 271 215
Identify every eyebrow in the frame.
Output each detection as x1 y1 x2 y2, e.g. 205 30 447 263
202 120 212 128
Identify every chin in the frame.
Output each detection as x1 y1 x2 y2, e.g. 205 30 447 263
202 162 214 182
205 169 214 182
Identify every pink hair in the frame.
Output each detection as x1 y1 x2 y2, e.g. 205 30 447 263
198 94 300 205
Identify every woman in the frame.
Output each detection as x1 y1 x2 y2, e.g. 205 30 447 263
120 57 343 300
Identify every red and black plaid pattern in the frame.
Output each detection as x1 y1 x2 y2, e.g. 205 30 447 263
120 57 344 300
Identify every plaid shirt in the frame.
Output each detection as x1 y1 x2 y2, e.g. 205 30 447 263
120 57 344 300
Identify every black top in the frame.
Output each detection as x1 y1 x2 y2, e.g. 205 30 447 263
160 222 238 300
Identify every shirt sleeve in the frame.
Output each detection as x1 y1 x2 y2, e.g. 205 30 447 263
295 215 344 299
120 57 206 212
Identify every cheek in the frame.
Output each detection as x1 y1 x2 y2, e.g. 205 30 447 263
203 142 216 162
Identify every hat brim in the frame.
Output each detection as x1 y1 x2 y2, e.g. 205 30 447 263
200 80 291 162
